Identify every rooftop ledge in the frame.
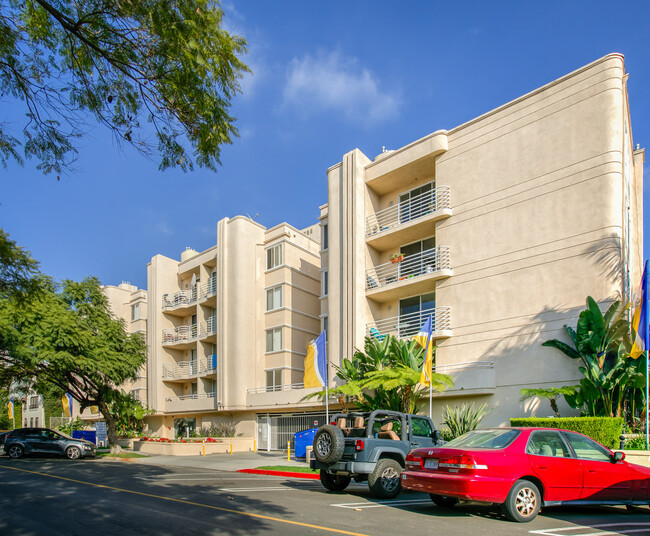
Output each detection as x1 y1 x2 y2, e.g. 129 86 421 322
364 130 448 195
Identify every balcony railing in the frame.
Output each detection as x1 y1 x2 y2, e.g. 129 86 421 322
161 324 197 344
199 276 217 300
165 392 216 402
199 316 217 338
201 355 217 373
366 246 450 290
247 383 305 394
162 288 197 310
366 186 451 237
162 360 198 379
366 307 451 340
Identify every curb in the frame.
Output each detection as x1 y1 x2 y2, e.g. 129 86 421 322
237 468 320 480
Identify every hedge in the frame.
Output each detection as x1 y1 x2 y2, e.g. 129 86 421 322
509 417 624 449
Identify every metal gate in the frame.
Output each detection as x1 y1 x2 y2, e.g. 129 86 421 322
256 412 328 451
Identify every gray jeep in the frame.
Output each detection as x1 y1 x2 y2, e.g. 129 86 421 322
310 409 443 498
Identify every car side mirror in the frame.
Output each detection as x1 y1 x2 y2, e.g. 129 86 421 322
612 451 625 463
432 430 441 442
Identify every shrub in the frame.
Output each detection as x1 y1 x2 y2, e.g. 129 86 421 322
443 402 491 440
509 417 624 449
623 435 647 450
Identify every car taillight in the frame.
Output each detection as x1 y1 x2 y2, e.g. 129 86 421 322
355 439 365 451
405 452 424 470
438 454 487 473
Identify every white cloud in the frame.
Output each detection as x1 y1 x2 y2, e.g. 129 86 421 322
283 52 400 123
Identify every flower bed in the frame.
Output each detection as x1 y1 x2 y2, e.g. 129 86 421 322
134 436 255 456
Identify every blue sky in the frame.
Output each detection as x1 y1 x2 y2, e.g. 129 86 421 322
1 1 649 290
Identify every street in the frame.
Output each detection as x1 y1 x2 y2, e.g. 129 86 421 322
1 458 649 535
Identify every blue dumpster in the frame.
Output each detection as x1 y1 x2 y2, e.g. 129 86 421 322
293 428 319 458
72 430 97 444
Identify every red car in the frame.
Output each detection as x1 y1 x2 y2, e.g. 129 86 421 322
401 427 650 522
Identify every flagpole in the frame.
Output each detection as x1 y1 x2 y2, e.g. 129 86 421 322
645 263 649 451
325 361 329 424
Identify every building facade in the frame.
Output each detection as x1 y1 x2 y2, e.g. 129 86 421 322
324 53 644 426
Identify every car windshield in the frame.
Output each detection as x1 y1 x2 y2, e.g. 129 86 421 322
444 429 520 449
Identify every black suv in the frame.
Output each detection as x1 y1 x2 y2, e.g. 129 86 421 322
3 428 96 460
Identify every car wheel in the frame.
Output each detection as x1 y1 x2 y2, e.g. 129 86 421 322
430 494 459 508
503 479 541 522
313 425 345 464
320 470 352 492
7 445 24 459
368 458 402 499
65 446 81 460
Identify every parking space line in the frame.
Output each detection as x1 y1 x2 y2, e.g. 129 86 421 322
0 465 368 536
331 499 432 509
530 523 650 536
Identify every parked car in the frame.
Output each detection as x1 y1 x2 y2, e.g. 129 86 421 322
0 431 9 455
3 428 97 460
401 427 650 522
311 409 443 498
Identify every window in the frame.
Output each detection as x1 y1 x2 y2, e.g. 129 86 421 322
266 244 283 270
322 224 328 250
131 302 140 321
34 417 38 427
190 349 197 374
266 369 283 391
562 432 611 462
400 237 436 278
526 431 571 457
411 417 433 438
266 328 282 352
323 316 328 334
266 286 282 311
29 396 39 410
399 181 434 223
322 270 328 296
398 292 435 337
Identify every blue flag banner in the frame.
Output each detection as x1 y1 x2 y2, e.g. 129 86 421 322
631 260 649 359
304 330 327 388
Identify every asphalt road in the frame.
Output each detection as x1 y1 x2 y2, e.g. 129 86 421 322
1 457 650 536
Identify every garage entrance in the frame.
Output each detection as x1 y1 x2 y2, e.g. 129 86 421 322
256 412 329 451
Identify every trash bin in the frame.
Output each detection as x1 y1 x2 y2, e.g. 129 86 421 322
293 428 319 458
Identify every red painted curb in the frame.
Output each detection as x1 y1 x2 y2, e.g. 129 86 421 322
237 468 320 480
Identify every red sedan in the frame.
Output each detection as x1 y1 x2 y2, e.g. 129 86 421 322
401 427 650 522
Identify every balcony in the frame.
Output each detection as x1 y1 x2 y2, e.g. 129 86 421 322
199 276 217 304
164 392 216 413
162 360 198 380
366 247 451 302
366 186 452 251
201 355 217 374
161 324 197 348
432 361 495 396
366 307 451 340
199 316 217 340
162 288 197 316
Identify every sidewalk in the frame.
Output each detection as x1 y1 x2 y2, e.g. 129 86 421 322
104 450 315 476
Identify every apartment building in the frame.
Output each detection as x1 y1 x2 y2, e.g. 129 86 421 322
145 216 322 443
323 53 644 427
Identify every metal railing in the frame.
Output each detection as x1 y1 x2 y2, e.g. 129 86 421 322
162 288 197 310
165 392 216 402
366 307 451 339
366 186 451 237
199 276 217 300
161 324 198 344
247 383 305 394
199 316 217 338
201 355 217 373
162 360 198 379
366 246 450 290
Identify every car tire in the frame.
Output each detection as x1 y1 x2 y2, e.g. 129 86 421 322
313 425 345 464
368 458 402 499
503 479 541 522
66 446 81 460
7 445 24 459
320 470 352 492
429 494 459 508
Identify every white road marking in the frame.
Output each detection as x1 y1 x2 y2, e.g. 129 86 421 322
219 485 321 492
330 499 432 509
530 523 650 536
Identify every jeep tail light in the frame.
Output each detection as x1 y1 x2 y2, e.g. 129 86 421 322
355 439 365 451
405 452 424 470
438 454 487 473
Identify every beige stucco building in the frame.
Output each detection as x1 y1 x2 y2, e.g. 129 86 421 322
324 53 644 427
120 53 643 448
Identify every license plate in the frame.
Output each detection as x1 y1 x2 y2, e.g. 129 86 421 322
424 459 438 470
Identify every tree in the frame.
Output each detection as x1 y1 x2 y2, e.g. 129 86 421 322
519 386 578 418
0 276 146 448
303 335 453 414
0 0 249 175
0 228 40 298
